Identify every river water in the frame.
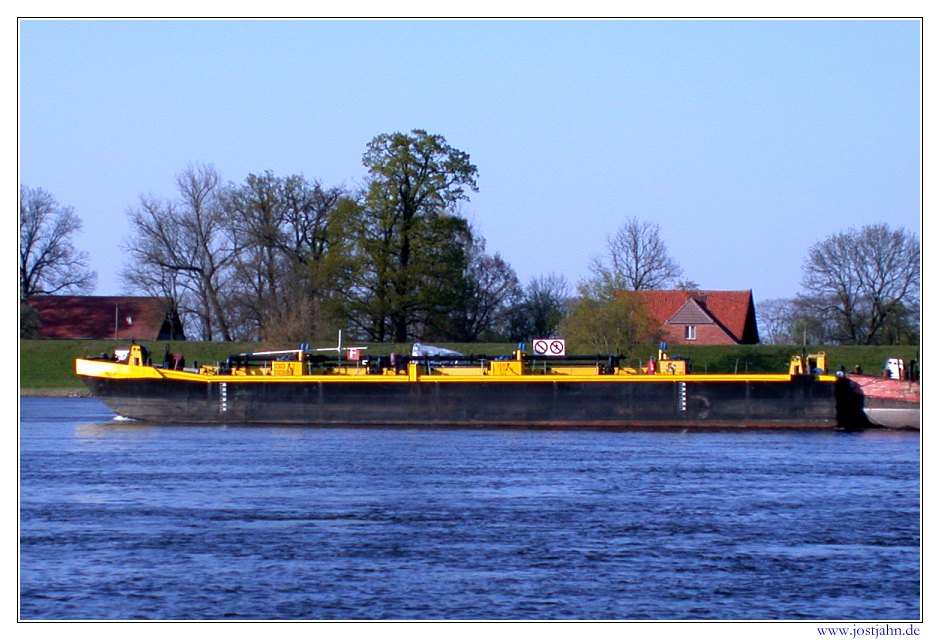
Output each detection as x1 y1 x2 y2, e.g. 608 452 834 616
19 397 921 621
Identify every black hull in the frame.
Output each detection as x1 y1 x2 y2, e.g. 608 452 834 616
83 376 852 429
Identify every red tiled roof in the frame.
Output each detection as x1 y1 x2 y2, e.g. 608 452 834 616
620 290 759 344
27 296 182 340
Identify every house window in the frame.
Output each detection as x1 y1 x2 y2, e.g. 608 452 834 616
685 325 696 340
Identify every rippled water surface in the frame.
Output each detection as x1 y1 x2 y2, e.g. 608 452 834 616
19 397 921 620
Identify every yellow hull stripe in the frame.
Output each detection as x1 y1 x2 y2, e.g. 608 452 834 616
76 359 837 385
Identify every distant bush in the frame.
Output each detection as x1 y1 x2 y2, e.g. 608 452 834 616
20 303 41 339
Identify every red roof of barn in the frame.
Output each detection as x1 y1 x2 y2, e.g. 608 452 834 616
621 290 759 344
26 296 184 340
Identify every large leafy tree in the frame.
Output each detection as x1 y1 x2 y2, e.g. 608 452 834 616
798 224 920 345
351 130 479 342
19 185 96 298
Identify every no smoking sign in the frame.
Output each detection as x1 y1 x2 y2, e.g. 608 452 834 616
532 339 566 356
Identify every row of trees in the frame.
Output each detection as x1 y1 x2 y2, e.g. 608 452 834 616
20 129 921 346
117 131 539 343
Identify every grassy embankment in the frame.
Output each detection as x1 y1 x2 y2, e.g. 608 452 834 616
19 339 920 396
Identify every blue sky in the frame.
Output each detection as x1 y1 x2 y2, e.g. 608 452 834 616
18 19 921 304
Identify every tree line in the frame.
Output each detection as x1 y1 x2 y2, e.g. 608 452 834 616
20 129 921 347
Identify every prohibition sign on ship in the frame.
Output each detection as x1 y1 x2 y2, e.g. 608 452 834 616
532 339 566 356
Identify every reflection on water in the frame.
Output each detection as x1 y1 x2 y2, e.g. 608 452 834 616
74 422 153 437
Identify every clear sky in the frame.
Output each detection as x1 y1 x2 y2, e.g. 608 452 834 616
18 18 922 304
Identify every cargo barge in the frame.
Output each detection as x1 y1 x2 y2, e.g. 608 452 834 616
75 341 866 429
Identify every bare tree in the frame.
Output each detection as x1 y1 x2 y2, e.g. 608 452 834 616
674 279 701 291
19 185 96 298
122 164 237 340
590 217 683 291
798 224 920 345
756 298 797 345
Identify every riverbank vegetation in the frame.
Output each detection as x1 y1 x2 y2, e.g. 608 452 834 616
22 129 920 350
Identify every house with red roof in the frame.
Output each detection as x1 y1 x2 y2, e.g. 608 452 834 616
26 296 186 341
622 290 760 345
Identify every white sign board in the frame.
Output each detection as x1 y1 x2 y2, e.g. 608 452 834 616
532 339 566 356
